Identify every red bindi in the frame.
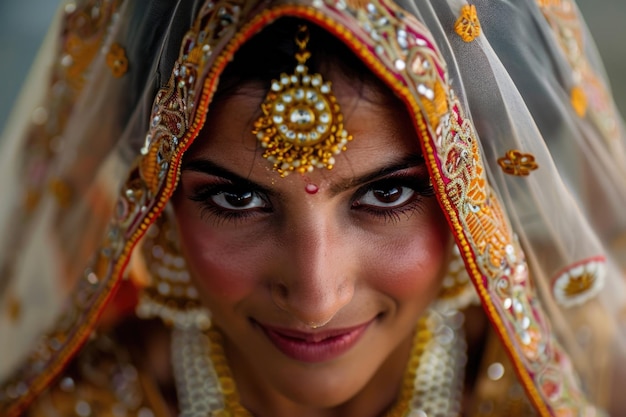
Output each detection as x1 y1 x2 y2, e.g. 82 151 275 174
305 183 319 194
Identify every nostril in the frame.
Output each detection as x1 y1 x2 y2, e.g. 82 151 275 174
271 283 289 310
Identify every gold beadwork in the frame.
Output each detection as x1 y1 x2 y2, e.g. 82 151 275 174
106 42 128 77
497 150 539 176
208 328 253 417
252 25 352 177
454 4 481 42
436 244 479 311
136 214 211 330
383 315 431 417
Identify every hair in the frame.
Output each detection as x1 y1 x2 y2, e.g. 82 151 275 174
213 17 391 102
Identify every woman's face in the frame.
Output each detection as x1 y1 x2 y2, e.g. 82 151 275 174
172 72 451 411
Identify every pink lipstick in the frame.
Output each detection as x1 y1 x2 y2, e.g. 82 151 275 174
257 321 372 363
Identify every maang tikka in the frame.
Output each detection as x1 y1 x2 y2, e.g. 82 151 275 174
252 25 352 176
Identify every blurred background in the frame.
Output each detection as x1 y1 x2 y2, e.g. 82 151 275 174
1 0 625 134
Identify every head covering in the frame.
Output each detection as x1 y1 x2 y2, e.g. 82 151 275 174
1 0 625 415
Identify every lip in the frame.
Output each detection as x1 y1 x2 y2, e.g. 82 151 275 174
256 320 373 363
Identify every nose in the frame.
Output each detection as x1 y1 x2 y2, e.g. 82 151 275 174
271 216 355 327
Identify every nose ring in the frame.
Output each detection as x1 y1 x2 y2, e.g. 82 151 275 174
307 317 333 329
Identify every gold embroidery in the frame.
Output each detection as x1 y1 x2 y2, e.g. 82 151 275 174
345 0 369 10
63 3 122 91
497 150 539 176
106 42 129 78
570 85 587 117
139 141 161 194
552 258 605 307
187 45 205 65
24 190 40 212
48 178 73 208
441 110 510 276
6 295 21 323
454 4 481 42
420 80 447 131
536 0 562 7
564 273 595 297
537 0 620 142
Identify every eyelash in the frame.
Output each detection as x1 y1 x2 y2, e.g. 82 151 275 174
351 176 434 224
189 184 271 224
188 174 435 225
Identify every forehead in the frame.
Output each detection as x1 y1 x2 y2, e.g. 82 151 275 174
186 73 421 181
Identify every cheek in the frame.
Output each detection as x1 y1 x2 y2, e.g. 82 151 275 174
366 206 451 300
172 204 267 304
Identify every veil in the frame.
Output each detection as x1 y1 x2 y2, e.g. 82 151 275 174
0 0 624 415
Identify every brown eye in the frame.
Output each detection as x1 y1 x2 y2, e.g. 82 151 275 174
212 190 266 210
223 191 254 207
358 185 415 208
373 187 404 204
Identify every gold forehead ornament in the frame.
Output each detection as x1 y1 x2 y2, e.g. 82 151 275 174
252 25 353 177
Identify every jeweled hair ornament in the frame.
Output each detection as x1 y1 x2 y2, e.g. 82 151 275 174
252 25 353 176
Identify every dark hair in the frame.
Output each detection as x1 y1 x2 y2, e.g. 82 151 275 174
214 17 389 102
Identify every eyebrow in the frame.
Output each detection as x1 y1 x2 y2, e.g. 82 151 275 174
181 153 427 195
329 153 427 195
181 158 275 196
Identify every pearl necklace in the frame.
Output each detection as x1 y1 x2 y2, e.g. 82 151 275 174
171 308 466 417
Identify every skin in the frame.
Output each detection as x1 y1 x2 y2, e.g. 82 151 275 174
171 70 452 417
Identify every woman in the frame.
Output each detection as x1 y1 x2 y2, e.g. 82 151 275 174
0 0 625 415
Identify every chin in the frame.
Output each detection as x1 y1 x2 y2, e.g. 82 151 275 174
265 362 379 409
249 329 410 412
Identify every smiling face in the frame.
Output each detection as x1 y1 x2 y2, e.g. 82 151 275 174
171 70 451 415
